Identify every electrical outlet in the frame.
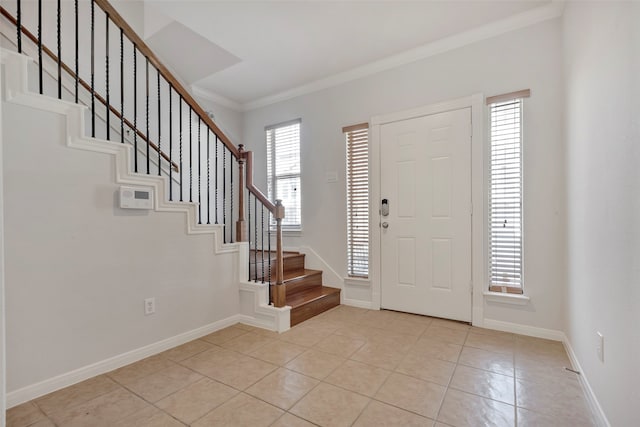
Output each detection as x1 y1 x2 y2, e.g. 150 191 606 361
596 331 604 362
144 298 155 316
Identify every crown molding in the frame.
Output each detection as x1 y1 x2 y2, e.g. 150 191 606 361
191 85 243 112
242 1 565 111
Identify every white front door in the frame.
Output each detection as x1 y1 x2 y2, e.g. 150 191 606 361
380 107 472 322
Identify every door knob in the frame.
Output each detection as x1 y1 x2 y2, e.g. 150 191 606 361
382 222 389 229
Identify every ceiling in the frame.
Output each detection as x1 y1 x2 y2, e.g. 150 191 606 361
139 1 556 110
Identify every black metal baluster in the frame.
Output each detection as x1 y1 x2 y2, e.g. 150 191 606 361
223 147 226 243
179 98 183 201
248 194 251 280
169 88 173 201
37 0 42 94
133 45 137 172
230 154 234 243
189 109 193 202
215 136 218 224
57 0 61 99
254 196 257 282
268 213 272 291
157 69 161 176
207 130 211 224
145 58 150 174
261 204 265 283
105 13 110 139
74 0 78 102
120 29 124 143
90 0 95 136
198 118 202 224
16 0 21 53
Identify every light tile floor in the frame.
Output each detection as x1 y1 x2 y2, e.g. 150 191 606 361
7 306 597 427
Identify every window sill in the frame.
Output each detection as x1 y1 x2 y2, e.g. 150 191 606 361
344 277 370 287
483 291 530 306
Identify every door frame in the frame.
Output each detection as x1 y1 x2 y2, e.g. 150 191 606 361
369 94 485 327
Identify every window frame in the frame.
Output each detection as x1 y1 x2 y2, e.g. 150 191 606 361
266 119 302 231
344 123 370 279
487 96 525 295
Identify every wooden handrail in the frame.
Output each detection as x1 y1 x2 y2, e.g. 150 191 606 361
94 0 239 159
0 7 179 172
244 150 277 213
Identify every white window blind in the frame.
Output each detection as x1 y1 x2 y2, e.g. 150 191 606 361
489 98 524 294
266 120 301 229
344 123 369 278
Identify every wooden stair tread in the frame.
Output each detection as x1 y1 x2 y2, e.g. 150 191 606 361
284 268 322 282
287 286 340 309
250 250 337 325
250 268 321 284
248 250 301 262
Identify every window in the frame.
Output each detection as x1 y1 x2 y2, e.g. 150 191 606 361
266 120 302 230
344 123 369 278
488 94 527 294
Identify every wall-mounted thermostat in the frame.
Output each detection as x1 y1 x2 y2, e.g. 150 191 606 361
120 186 153 209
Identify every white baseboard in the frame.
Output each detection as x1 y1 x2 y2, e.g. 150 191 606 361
342 298 373 310
562 334 611 427
482 318 565 341
6 314 243 408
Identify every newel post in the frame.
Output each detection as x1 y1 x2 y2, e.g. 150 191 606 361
236 144 247 242
273 199 286 307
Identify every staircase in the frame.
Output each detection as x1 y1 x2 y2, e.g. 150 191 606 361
250 251 341 325
0 0 338 330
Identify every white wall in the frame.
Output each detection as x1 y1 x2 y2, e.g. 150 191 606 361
112 0 145 36
2 101 238 394
0 60 6 427
563 2 640 425
242 19 566 331
194 95 243 146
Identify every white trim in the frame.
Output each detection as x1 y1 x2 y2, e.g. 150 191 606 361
562 334 611 427
482 319 564 341
237 242 291 333
242 2 564 111
6 314 244 408
238 281 291 333
369 124 381 310
483 291 530 306
470 93 485 327
342 298 374 310
191 86 243 112
370 94 484 325
298 246 343 290
372 96 477 126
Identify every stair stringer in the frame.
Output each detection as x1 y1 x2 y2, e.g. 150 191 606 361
237 243 291 333
1 48 236 255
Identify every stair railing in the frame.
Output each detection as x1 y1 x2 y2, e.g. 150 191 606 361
1 0 286 307
0 6 178 172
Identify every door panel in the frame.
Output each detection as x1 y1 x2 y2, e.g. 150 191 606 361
380 108 472 322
